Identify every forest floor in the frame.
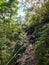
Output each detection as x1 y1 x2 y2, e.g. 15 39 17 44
16 34 36 65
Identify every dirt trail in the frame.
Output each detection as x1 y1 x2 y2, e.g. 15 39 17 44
15 34 36 65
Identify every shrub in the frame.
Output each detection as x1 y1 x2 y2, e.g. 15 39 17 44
34 30 49 65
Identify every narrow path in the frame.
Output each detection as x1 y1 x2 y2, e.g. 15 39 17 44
15 34 36 65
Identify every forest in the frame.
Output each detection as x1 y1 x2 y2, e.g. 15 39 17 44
0 0 49 65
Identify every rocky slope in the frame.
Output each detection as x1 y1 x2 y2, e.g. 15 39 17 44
16 44 36 65
15 34 36 65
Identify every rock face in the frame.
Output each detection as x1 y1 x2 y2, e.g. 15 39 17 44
16 44 36 65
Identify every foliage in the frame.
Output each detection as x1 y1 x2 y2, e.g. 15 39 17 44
25 0 49 34
25 0 49 65
34 0 49 65
35 27 49 65
0 0 49 65
0 0 26 65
